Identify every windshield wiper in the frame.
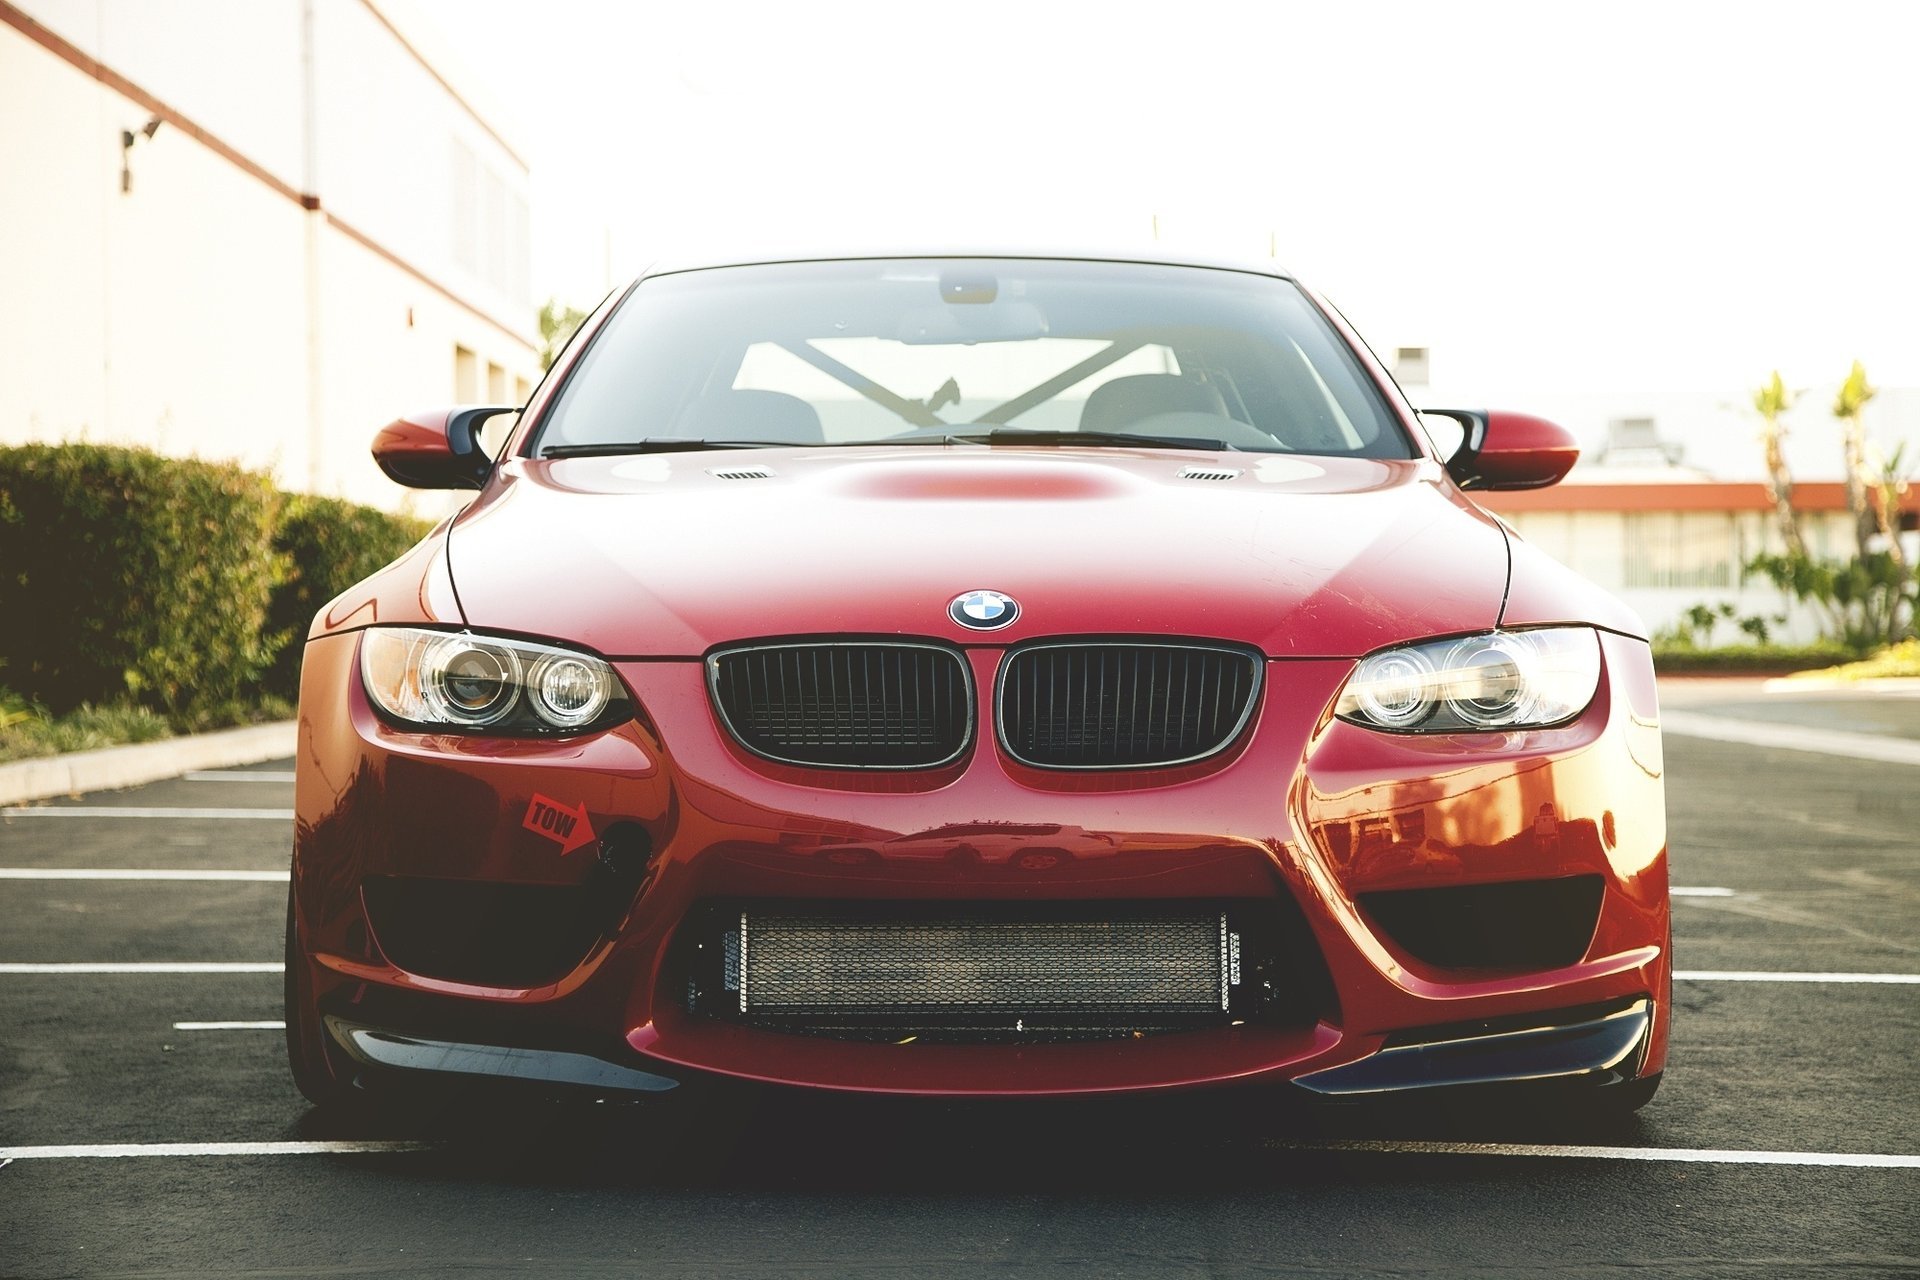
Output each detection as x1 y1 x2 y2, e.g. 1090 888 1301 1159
539 440 797 458
934 428 1237 452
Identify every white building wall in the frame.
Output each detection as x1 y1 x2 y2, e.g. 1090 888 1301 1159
0 23 313 478
0 0 537 511
1501 508 1876 646
312 0 531 323
23 0 307 187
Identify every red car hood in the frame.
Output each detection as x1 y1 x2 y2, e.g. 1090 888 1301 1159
446 447 1510 658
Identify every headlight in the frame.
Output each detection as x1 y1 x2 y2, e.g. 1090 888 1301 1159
359 627 630 734
1335 628 1601 733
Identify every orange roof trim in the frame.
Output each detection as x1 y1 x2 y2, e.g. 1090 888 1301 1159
1480 481 1919 515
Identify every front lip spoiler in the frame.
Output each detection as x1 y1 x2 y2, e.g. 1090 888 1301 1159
1293 998 1652 1097
326 1017 680 1095
321 1000 1649 1101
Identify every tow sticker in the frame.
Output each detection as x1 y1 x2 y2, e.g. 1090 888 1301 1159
522 794 596 856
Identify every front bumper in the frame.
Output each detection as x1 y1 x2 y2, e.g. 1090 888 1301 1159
290 629 1669 1099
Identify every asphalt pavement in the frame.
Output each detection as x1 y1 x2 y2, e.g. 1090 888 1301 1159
1 707 1916 1278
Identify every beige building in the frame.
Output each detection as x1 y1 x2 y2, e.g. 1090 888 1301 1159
1483 479 1920 645
0 0 538 508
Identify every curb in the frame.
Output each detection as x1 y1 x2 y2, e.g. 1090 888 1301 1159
0 721 298 806
1761 676 1920 695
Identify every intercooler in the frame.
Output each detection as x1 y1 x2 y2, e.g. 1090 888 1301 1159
685 904 1268 1041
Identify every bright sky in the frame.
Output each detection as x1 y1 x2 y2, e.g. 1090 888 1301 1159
422 0 1919 403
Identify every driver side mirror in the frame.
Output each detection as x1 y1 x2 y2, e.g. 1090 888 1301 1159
1420 409 1580 491
371 406 518 489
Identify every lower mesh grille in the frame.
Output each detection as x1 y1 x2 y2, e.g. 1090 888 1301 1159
685 904 1282 1041
741 911 1228 1013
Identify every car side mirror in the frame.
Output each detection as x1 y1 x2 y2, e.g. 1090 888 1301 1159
371 406 518 489
1421 409 1580 491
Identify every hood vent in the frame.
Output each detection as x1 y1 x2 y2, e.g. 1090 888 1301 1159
708 466 775 480
1178 466 1240 482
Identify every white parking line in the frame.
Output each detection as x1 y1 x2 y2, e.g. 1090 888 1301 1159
0 963 283 974
1676 970 1920 984
1 1138 1912 1167
1268 1139 1920 1169
0 1141 429 1161
0 868 287 882
1661 710 1920 767
184 771 296 783
1671 887 1736 897
0 807 293 820
172 1020 285 1030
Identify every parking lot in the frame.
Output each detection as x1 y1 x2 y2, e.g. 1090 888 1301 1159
2 683 1916 1278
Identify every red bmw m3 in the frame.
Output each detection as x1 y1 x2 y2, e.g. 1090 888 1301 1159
285 251 1669 1115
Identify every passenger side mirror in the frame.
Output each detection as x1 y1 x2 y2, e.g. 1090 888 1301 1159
372 406 518 490
1422 409 1580 491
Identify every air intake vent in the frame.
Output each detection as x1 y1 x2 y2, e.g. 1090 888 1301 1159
998 642 1262 769
1178 466 1240 482
702 905 1243 1038
709 642 972 769
683 898 1335 1041
707 467 774 480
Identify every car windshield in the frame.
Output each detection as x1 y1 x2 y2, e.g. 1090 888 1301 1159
532 258 1413 458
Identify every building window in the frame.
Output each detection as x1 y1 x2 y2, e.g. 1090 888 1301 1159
487 362 508 404
1393 347 1429 386
450 138 531 306
454 345 480 402
1622 512 1740 589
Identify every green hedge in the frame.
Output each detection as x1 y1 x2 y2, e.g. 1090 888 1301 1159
0 443 429 719
266 495 432 699
0 444 287 716
1650 642 1858 674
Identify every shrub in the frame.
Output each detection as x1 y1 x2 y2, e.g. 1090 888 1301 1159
1649 642 1857 674
1785 638 1920 682
265 494 432 699
0 444 287 716
0 699 174 763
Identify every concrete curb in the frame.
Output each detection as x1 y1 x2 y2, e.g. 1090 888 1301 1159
1761 675 1920 695
0 721 298 806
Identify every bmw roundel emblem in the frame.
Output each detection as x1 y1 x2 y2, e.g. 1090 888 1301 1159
949 589 1019 631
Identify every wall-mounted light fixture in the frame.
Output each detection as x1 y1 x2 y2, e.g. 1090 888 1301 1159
120 116 162 194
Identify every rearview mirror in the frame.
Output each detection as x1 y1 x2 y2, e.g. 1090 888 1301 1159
1422 409 1580 491
894 301 1049 345
371 406 518 489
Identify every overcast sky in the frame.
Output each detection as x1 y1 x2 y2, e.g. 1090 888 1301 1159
419 0 1919 405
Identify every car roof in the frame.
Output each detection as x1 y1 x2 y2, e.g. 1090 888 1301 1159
634 244 1297 284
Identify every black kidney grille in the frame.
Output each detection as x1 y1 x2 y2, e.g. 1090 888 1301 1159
999 643 1262 768
709 643 972 768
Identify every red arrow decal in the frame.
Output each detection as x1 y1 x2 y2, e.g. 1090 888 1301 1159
522 793 596 856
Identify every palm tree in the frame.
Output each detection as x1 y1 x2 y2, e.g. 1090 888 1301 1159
1752 371 1806 559
1833 361 1878 557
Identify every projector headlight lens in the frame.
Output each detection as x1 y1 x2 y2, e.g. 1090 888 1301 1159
1335 628 1601 733
360 627 629 734
529 652 613 729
